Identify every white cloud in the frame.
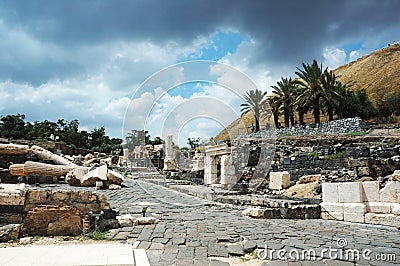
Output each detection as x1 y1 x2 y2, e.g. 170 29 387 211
322 46 347 69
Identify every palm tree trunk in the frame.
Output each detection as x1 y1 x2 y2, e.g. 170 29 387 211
290 113 295 127
284 108 290 127
313 96 320 124
298 108 305 125
328 105 334 121
273 114 279 128
254 108 260 132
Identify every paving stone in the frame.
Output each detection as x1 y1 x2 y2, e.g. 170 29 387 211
113 231 129 240
208 244 228 257
94 179 400 264
243 240 257 253
173 237 186 245
149 242 164 250
137 241 151 249
209 259 230 266
227 244 245 256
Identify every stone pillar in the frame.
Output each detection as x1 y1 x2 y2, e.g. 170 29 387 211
164 135 176 170
220 154 236 186
123 148 130 166
204 156 218 185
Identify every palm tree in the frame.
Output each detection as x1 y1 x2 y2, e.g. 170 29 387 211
295 60 327 124
270 77 297 127
266 96 281 128
320 70 343 121
240 89 268 132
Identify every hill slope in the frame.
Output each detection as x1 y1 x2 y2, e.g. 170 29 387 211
214 44 400 141
334 44 400 101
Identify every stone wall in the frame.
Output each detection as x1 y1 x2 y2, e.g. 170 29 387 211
271 139 400 182
0 184 118 240
321 181 400 228
277 117 365 137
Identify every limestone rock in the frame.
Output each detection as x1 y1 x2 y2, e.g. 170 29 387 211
19 236 33 245
298 174 321 184
137 217 159 225
242 207 265 218
393 204 400 216
67 165 123 187
66 168 90 186
109 184 122 190
0 224 21 242
106 169 124 186
116 214 138 227
391 170 400 181
84 153 94 161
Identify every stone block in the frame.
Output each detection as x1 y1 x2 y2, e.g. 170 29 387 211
320 202 343 213
365 213 400 228
52 190 70 202
321 211 343 221
322 183 339 203
361 181 380 202
338 182 363 203
379 181 400 203
0 193 25 206
343 203 366 214
344 212 365 223
367 202 397 214
269 171 290 190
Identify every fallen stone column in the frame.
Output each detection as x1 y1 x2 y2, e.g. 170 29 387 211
9 161 79 177
30 145 76 166
0 143 29 155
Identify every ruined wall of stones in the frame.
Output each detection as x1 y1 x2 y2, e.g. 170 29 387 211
0 187 117 238
276 117 365 137
272 141 400 182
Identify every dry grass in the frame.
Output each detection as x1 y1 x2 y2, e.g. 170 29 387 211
334 44 400 103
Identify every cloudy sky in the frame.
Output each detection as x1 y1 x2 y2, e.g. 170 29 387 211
1 0 399 145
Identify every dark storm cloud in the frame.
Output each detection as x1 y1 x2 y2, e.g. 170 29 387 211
1 0 399 84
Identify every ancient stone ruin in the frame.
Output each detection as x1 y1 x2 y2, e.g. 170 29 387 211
0 142 123 242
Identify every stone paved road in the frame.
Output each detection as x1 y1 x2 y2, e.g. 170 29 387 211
101 179 400 265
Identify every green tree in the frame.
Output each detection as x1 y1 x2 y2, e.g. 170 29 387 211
0 114 27 139
125 129 146 150
337 88 376 119
187 137 200 150
240 89 268 132
295 60 326 124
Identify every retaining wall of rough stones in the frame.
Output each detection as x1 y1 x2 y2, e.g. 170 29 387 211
276 117 365 137
271 140 400 182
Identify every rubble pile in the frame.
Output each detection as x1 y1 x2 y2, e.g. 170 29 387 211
0 143 124 188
